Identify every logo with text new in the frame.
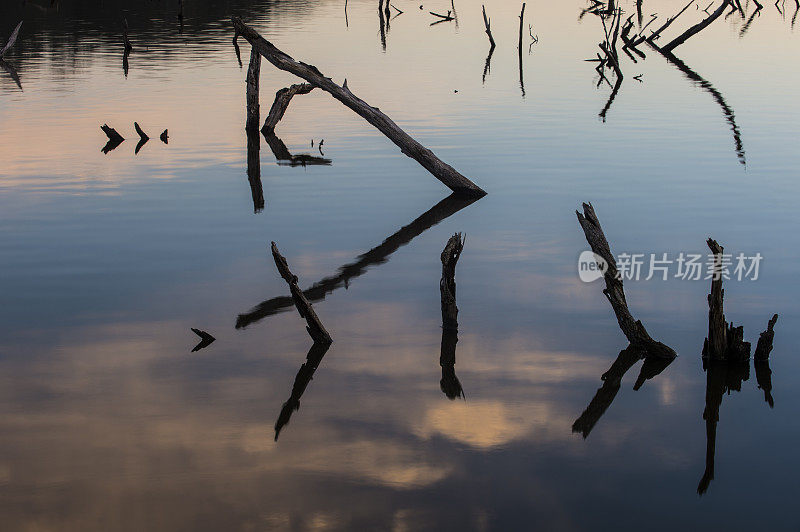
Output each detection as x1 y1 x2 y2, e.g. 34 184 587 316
578 251 608 283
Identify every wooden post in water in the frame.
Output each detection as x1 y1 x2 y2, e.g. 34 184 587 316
246 48 261 132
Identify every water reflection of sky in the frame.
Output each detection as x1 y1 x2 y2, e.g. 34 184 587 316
1 0 799 529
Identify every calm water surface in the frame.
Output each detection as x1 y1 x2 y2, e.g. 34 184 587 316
1 0 799 530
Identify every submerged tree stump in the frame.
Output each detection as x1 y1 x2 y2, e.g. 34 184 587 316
246 48 261 132
754 314 778 362
703 238 750 362
440 233 464 331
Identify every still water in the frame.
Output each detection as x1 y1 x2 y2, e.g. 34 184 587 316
1 0 798 529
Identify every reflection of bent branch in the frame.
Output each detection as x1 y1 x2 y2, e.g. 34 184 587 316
236 193 479 328
0 59 22 90
274 340 331 441
599 75 622 121
262 131 332 166
650 44 745 165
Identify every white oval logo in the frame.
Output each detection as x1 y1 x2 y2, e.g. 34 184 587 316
578 251 608 283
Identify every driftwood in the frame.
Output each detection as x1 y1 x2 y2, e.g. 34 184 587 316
661 0 732 52
1 21 22 58
247 130 265 213
190 328 216 352
274 340 331 440
271 242 332 344
440 233 464 331
702 239 750 362
246 48 261 132
754 314 778 361
100 124 125 154
262 83 316 134
237 194 478 328
231 16 486 197
576 203 676 359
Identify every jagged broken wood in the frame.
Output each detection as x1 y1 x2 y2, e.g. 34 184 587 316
702 238 750 362
262 83 316 134
246 48 261 132
231 16 485 197
271 242 332 345
440 233 464 331
576 202 676 359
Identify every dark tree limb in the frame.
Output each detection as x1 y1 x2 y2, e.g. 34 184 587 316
134 122 149 154
576 203 676 359
0 59 23 91
271 242 332 345
231 16 486 197
440 233 464 331
661 0 732 52
262 83 316 134
237 194 478 329
122 18 133 52
245 48 261 132
702 238 751 362
646 1 695 43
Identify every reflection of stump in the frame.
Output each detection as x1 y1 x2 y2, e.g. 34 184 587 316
246 130 264 213
754 314 778 361
439 329 463 400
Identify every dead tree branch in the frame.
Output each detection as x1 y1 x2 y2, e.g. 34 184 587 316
576 203 676 359
1 21 22 58
271 242 333 345
232 16 486 197
661 0 732 52
262 83 316 134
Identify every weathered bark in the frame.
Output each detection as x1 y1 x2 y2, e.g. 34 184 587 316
440 233 464 331
274 340 331 441
661 0 732 52
576 202 676 359
271 242 332 345
754 314 778 361
245 48 261 132
231 16 486 197
1 21 22 58
703 238 751 362
237 194 478 328
262 83 316 134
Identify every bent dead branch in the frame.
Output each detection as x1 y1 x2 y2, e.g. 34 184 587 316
262 83 316 134
271 242 333 345
661 0 732 53
576 203 676 359
231 16 486 197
